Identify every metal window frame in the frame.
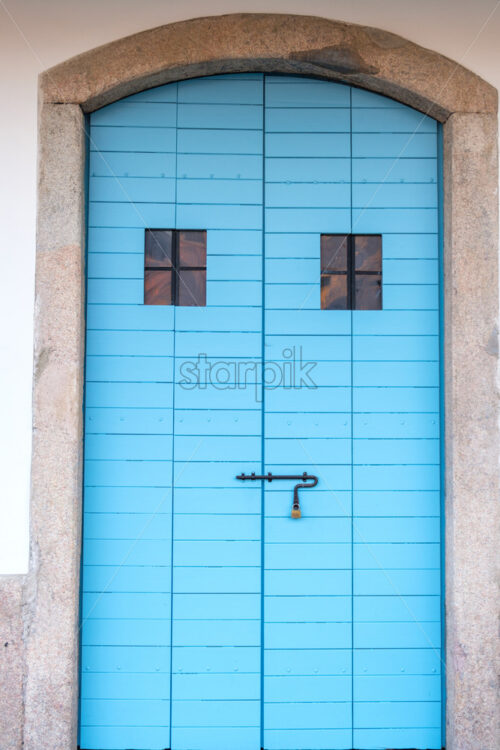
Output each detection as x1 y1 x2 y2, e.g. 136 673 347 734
144 228 207 306
320 233 382 310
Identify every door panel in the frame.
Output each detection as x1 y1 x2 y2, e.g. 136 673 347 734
81 73 443 750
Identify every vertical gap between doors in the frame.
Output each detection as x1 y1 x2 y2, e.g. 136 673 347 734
259 73 267 750
349 86 355 750
168 81 179 750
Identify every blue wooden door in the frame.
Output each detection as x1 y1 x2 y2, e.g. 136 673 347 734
80 74 442 750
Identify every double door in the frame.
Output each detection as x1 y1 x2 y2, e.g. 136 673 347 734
80 73 443 750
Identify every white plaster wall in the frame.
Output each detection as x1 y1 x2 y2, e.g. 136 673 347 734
0 0 498 574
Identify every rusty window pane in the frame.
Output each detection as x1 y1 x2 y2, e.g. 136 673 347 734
144 269 172 305
321 273 348 310
179 231 207 267
144 229 206 306
321 234 348 273
178 270 207 306
354 235 382 273
145 229 173 267
355 274 382 310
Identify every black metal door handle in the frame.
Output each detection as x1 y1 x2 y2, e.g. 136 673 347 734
235 471 318 519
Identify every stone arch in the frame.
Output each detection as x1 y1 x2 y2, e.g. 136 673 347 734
23 14 498 750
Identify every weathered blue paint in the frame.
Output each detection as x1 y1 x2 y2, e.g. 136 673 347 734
80 73 442 750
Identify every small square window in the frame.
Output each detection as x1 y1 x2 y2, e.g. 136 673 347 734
321 234 382 310
144 229 206 306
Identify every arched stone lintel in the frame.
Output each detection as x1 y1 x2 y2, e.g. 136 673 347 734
39 13 497 120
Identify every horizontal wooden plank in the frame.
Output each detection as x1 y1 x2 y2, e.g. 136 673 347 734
84 486 172 513
265 207 350 233
353 335 439 361
86 355 174 382
353 387 439 413
266 182 350 208
82 565 171 593
81 698 169 725
84 512 171 539
352 133 437 158
354 595 440 622
173 540 260 567
81 672 170 700
264 622 352 652
172 646 259 674
265 517 350 544
352 107 437 133
173 513 261 540
382 284 439 310
87 278 142 304
266 157 350 183
353 699 441 728
90 176 175 203
84 459 172 486
172 567 260 594
178 153 262 180
353 490 440 516
177 129 262 155
178 77 263 104
178 103 262 129
206 279 262 306
81 644 170 673
353 413 439 438
85 434 173 461
266 107 350 132
265 283 320 309
81 619 171 646
86 331 174 357
92 100 177 127
265 649 351 676
264 701 351 729
353 647 441 676
265 437 351 464
354 543 441 570
354 569 441 596
353 438 440 465
265 675 351 702
173 593 259 620
172 672 259 700
265 77 350 107
264 728 351 749
353 182 437 208
266 308 351 335
90 150 177 178
172 618 260 645
265 412 351 438
90 125 176 152
82 539 171 566
171 726 260 749
353 728 442 748
354 464 440 491
172 486 260 514
264 594 350 621
352 156 437 184
265 570 351 597
80 725 170 748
